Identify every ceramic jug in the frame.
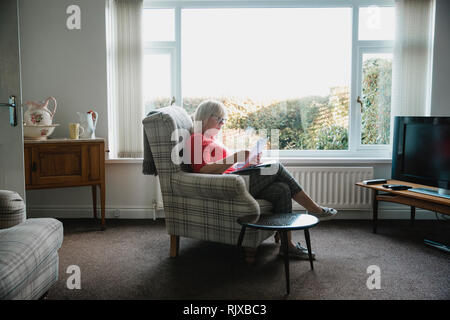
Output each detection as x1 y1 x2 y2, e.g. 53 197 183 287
77 110 98 139
23 97 57 125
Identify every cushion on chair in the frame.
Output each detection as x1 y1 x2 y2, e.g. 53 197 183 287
0 190 26 229
0 218 63 299
172 172 248 200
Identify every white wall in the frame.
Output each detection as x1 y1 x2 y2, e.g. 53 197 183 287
19 0 109 139
430 0 450 116
20 0 446 221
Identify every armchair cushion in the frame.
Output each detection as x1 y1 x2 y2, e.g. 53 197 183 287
172 172 248 200
0 190 25 229
0 218 63 299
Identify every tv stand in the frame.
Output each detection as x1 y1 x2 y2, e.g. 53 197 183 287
409 187 450 200
356 179 450 233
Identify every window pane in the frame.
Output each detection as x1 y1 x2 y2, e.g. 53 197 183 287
143 53 171 113
361 53 392 145
359 6 395 40
182 8 351 151
142 9 175 41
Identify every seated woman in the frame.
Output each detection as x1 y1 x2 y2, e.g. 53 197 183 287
186 100 338 259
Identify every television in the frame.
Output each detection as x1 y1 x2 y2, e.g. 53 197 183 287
391 116 450 199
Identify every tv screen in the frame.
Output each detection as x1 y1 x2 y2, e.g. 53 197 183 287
392 116 450 190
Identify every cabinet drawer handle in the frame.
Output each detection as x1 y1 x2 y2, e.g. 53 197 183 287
32 161 37 172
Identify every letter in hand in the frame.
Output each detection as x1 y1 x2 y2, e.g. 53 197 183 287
241 151 262 169
247 152 262 166
232 150 250 169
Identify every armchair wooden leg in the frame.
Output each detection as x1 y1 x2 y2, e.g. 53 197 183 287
39 290 49 300
170 235 180 258
244 247 257 265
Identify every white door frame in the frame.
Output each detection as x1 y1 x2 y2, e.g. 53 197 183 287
0 0 25 200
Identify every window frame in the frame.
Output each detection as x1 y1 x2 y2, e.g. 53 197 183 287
356 45 394 151
142 0 396 159
142 46 177 113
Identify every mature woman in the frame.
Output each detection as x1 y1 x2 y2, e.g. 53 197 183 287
186 100 337 259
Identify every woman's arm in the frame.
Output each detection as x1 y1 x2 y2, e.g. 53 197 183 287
199 150 250 174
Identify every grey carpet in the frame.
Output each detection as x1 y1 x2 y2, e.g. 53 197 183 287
47 218 450 300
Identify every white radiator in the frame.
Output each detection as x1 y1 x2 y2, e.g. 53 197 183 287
155 177 164 209
154 167 373 211
287 167 374 210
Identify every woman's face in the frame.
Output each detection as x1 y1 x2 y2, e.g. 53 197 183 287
203 115 226 137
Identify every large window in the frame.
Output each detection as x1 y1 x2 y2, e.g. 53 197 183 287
142 1 395 157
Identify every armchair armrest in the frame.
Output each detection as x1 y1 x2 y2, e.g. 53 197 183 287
172 172 249 200
0 190 26 229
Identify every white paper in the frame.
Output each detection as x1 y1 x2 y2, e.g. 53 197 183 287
233 138 267 169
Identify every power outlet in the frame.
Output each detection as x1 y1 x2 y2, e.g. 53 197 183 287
113 209 120 218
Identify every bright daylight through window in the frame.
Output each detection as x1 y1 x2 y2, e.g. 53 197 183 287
142 3 395 155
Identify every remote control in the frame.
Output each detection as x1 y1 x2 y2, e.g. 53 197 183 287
363 179 388 185
382 184 412 190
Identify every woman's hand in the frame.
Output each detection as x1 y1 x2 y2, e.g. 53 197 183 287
246 152 262 167
254 152 262 165
234 150 250 164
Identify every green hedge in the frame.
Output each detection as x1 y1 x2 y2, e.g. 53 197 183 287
144 57 390 150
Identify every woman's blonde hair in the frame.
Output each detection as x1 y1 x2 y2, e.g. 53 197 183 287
193 100 227 124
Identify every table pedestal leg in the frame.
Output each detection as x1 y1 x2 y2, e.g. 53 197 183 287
304 228 314 270
237 226 246 248
280 230 290 295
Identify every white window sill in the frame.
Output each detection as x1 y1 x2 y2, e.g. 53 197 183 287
106 157 392 165
265 157 392 165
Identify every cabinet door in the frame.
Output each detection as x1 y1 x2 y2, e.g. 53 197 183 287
31 143 87 186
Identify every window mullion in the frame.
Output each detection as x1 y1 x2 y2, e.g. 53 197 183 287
349 4 360 154
145 41 176 50
175 7 182 107
356 46 393 151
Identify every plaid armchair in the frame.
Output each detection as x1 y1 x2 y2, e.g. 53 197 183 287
0 190 63 299
142 106 274 263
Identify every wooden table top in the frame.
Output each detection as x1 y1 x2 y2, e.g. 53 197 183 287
24 137 104 144
356 179 450 206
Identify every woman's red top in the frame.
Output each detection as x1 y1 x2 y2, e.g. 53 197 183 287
186 133 236 174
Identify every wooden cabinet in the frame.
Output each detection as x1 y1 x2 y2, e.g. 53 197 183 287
25 138 106 229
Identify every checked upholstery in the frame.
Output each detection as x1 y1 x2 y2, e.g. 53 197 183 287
0 190 63 300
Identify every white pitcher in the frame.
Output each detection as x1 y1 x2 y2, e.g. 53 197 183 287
77 110 98 139
23 97 57 126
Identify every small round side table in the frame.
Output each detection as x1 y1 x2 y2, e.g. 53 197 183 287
237 213 319 294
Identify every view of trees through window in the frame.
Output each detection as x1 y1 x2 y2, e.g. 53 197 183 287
361 55 392 145
153 87 350 151
149 56 392 150
143 6 394 152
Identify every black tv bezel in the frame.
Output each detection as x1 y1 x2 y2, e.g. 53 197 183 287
391 116 450 190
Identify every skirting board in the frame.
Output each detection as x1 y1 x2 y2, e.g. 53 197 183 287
26 205 444 221
27 206 166 220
